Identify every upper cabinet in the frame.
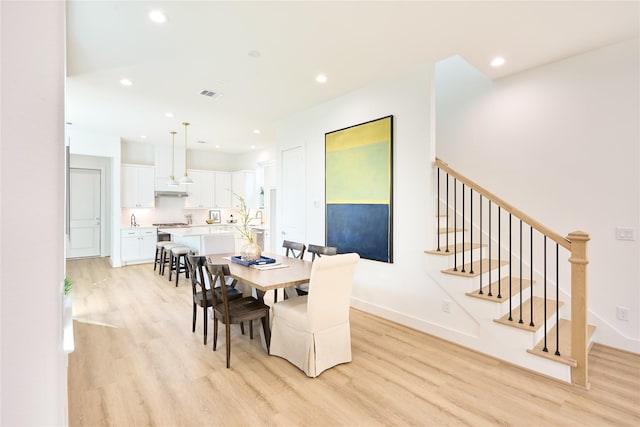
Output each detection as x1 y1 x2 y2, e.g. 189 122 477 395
232 170 256 209
184 169 215 209
154 144 187 192
121 164 155 208
214 172 232 208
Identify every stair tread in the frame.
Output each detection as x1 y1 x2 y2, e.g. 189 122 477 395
494 296 564 332
438 227 466 234
526 319 597 367
425 242 485 256
441 259 509 278
465 277 533 302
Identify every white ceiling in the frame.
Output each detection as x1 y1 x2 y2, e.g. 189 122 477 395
65 1 639 154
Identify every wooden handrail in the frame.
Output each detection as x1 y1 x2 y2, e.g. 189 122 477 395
435 158 571 251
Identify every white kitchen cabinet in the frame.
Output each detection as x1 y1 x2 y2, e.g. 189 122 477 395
232 170 256 209
153 144 187 192
214 172 232 208
184 169 215 209
121 227 157 265
121 164 155 208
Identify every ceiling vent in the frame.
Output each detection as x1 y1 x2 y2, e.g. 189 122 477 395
200 89 221 98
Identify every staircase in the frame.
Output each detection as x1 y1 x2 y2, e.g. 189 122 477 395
426 158 596 387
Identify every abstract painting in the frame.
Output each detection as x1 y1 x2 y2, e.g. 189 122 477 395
325 115 393 263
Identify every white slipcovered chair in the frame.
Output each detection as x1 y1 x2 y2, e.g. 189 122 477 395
269 253 360 377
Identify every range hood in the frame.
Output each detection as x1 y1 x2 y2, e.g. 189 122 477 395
155 190 189 198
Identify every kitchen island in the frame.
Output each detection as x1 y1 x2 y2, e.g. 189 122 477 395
159 226 236 254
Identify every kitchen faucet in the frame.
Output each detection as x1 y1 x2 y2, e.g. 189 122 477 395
254 210 264 225
130 213 138 227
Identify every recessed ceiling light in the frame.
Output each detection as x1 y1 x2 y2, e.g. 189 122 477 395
120 78 133 86
165 112 174 118
491 57 506 67
140 135 148 139
250 145 256 149
197 140 207 144
316 74 327 83
149 10 166 23
253 129 261 134
214 145 221 149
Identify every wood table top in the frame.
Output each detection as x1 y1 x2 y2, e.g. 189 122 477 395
205 253 312 292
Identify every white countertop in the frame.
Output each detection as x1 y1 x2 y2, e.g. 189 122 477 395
159 226 235 237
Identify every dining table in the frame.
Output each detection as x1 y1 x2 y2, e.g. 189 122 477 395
204 252 313 350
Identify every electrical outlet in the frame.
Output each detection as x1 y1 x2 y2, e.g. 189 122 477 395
442 300 451 314
616 306 629 321
615 227 636 241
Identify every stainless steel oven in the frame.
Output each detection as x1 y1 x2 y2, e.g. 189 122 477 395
153 223 189 242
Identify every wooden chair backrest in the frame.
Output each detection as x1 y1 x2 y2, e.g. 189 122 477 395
307 244 338 261
283 240 306 259
186 253 208 302
205 262 233 321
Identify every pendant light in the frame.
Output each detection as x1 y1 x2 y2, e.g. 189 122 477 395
180 121 193 184
168 131 179 186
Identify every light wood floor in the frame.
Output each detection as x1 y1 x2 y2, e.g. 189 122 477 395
67 258 640 426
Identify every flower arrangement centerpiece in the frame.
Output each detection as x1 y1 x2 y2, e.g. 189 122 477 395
235 193 262 262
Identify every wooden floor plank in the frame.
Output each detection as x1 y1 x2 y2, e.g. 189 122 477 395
67 258 640 426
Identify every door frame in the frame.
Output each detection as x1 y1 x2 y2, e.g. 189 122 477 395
279 146 306 252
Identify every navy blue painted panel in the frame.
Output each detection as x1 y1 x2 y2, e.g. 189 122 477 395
326 204 390 262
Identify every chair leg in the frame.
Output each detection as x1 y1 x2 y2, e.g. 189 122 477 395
154 247 160 271
225 323 231 368
159 248 165 275
274 289 278 303
203 306 208 345
240 322 245 335
262 313 271 351
249 320 253 340
213 317 218 351
168 253 174 281
192 302 197 333
175 254 182 287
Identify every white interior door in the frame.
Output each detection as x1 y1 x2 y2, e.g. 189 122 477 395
280 146 305 251
67 168 101 258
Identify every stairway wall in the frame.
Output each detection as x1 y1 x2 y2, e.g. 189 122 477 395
435 38 640 353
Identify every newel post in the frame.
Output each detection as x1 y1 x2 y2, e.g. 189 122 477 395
567 230 590 389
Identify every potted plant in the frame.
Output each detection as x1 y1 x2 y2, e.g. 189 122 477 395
235 193 262 262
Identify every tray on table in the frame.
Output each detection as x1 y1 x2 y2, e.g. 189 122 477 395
230 256 276 267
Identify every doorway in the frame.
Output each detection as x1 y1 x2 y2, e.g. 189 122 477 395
280 146 305 248
67 168 101 258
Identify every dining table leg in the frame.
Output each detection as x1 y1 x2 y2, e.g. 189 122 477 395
252 288 269 352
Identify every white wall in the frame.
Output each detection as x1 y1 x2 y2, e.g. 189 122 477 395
436 38 640 352
275 63 477 331
0 1 67 425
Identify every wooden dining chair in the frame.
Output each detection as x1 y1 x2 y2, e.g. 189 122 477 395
205 262 271 368
276 240 307 302
186 254 243 345
296 244 338 296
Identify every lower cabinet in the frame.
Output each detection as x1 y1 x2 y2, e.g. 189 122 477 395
121 227 157 265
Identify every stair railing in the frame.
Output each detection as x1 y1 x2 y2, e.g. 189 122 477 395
434 158 591 388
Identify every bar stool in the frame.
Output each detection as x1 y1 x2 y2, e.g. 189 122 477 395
168 245 191 286
154 241 173 273
159 243 180 276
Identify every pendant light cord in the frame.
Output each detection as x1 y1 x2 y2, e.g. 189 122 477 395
182 122 190 177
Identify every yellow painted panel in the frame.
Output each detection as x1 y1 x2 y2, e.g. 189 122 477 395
326 117 391 152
